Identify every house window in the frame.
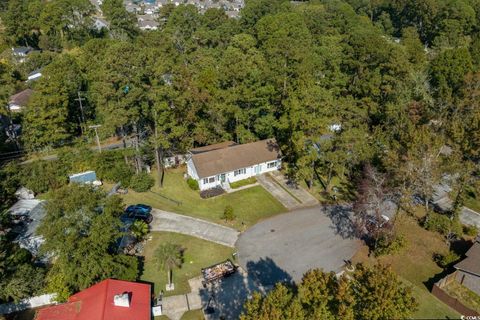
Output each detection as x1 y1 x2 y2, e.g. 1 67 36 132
208 177 215 183
203 178 208 184
267 161 277 169
234 168 246 176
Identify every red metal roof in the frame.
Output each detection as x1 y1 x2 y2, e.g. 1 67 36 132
35 279 151 320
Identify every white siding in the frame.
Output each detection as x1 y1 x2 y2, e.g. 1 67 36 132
186 159 199 180
193 159 282 191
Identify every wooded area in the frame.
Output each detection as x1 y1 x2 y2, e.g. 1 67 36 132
0 0 479 313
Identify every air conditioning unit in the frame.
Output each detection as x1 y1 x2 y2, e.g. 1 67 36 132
113 292 131 307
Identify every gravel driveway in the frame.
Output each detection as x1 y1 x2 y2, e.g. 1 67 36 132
236 206 361 284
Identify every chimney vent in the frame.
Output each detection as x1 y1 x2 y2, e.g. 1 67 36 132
113 292 131 307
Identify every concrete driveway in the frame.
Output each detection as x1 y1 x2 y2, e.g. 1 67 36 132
236 206 361 284
150 209 239 247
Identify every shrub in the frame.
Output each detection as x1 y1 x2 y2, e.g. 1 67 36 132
463 224 478 237
223 205 235 221
230 177 257 189
424 211 452 235
20 160 67 194
434 251 460 268
200 187 225 199
103 163 134 186
187 177 199 191
129 172 154 192
130 220 149 240
374 233 407 256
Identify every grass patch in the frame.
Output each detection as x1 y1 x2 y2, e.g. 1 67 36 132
122 168 286 230
230 177 257 189
352 213 460 319
465 185 480 213
141 232 234 297
154 310 204 320
443 280 480 313
180 310 205 320
300 174 356 203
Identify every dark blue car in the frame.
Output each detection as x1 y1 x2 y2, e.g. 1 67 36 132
122 204 153 224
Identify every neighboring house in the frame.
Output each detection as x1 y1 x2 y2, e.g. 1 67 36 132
35 279 152 320
7 198 46 256
93 17 109 30
27 68 42 82
454 236 480 296
8 88 34 112
12 46 33 62
187 139 282 191
138 16 159 30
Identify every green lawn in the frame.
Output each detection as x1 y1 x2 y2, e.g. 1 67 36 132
141 232 234 297
465 185 480 213
300 174 356 204
122 168 286 230
155 310 204 320
353 213 460 319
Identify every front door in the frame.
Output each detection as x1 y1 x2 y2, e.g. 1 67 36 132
254 165 261 175
220 173 226 183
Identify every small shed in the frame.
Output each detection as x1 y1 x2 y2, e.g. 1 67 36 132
69 171 97 184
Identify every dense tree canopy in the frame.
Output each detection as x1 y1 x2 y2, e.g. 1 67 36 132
241 264 418 320
37 184 138 301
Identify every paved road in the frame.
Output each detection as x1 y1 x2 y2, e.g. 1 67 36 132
150 209 239 247
460 207 480 228
236 205 361 284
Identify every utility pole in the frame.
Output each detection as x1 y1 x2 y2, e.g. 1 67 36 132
75 91 86 135
89 125 102 152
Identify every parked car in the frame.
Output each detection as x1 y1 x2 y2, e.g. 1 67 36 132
121 204 153 224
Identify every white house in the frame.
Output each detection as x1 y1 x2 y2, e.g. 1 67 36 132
187 139 282 191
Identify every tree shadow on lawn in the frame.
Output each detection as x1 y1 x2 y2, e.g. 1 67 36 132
199 258 292 320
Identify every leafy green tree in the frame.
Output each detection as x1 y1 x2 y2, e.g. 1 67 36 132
130 220 149 241
101 0 138 39
2 264 45 302
38 0 95 51
129 172 154 192
223 205 235 221
351 264 418 319
154 242 183 289
241 264 417 320
1 0 41 46
23 54 84 150
19 160 68 194
38 184 138 300
430 47 473 101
